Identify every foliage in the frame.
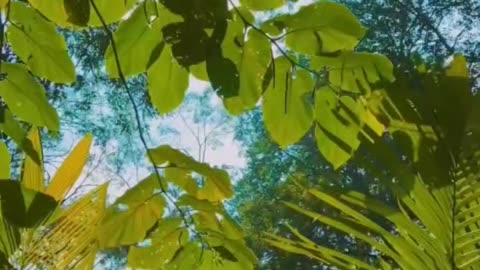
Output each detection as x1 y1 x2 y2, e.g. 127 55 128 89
0 0 478 269
266 52 480 269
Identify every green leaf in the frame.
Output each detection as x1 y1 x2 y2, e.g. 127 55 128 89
98 175 166 248
221 215 245 240
207 48 240 99
0 142 9 179
0 63 59 130
223 28 272 115
311 52 395 93
190 62 209 81
27 0 136 28
127 218 189 269
149 145 233 201
148 45 189 115
0 201 19 260
193 212 222 234
88 0 137 27
164 167 198 195
263 2 366 53
240 0 285 11
164 243 203 270
0 181 57 228
64 0 90 26
162 22 210 67
262 57 314 148
197 250 244 270
8 2 75 83
0 109 41 165
206 231 258 269
105 1 182 78
314 88 362 169
177 195 222 213
0 108 24 147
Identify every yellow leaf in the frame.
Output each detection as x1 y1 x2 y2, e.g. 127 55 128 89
21 128 44 191
0 0 8 9
46 134 93 201
23 184 108 269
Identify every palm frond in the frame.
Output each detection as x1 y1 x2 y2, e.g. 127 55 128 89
265 55 480 269
20 183 108 269
21 128 44 192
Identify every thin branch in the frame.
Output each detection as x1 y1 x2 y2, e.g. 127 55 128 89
396 0 455 54
88 0 207 246
228 0 319 76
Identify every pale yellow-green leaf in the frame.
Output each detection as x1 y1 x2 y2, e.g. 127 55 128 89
263 57 314 148
148 45 189 115
8 2 75 83
263 2 366 53
314 88 366 169
190 62 209 81
45 134 93 201
105 1 182 78
0 108 26 149
149 145 233 201
311 52 394 93
240 0 285 10
164 243 203 270
0 142 10 179
0 63 59 130
197 250 244 270
98 175 166 248
27 0 136 28
127 218 189 269
193 212 223 234
221 215 245 240
223 30 272 115
177 195 221 213
21 128 44 191
164 167 198 195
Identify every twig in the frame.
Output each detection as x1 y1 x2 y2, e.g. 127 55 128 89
228 0 319 76
88 0 207 246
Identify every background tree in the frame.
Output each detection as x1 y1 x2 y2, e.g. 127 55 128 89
232 0 480 269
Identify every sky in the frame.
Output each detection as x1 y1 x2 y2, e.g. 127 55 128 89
54 76 245 203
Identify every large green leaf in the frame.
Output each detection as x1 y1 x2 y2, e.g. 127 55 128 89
27 0 136 28
8 2 75 83
222 26 272 115
164 167 198 195
98 175 166 248
314 88 361 169
262 2 366 54
0 64 59 130
127 218 189 269
0 142 9 179
163 243 203 270
147 45 189 115
239 0 285 11
0 109 40 162
105 1 182 78
311 52 395 93
149 145 233 201
262 57 314 148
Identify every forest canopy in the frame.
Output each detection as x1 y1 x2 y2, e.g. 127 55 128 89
0 0 479 269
